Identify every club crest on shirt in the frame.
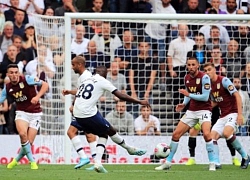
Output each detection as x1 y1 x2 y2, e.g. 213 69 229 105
196 78 200 84
228 85 234 91
204 83 210 90
19 82 24 89
217 83 220 89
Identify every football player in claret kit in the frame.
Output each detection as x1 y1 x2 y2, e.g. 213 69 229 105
204 62 250 169
0 64 49 170
155 57 217 171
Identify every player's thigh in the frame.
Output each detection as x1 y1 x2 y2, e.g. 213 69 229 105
173 121 190 140
15 111 30 134
223 113 238 138
180 110 199 128
67 125 78 138
212 118 227 137
85 133 96 143
28 112 42 131
189 127 200 136
197 110 212 125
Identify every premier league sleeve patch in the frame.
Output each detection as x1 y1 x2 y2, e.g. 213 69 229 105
34 77 40 82
228 85 234 91
204 83 210 90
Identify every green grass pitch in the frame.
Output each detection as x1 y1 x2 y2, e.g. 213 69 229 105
1 164 250 180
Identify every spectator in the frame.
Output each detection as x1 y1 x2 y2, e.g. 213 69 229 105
0 11 5 35
204 25 228 54
234 26 250 53
225 0 237 14
134 105 161 136
199 24 230 45
233 77 250 124
144 0 176 64
181 0 204 13
0 21 14 54
105 100 134 135
114 30 138 85
131 0 152 13
71 24 90 58
241 62 250 98
209 45 226 76
36 7 63 38
21 0 44 15
25 45 55 99
4 0 29 24
109 0 130 13
55 0 78 16
11 35 29 70
187 32 208 67
22 23 37 59
206 0 227 14
91 21 122 61
233 77 250 136
13 10 26 37
129 41 158 117
99 61 126 114
162 24 195 120
224 39 246 78
0 45 23 87
85 0 107 12
83 40 110 74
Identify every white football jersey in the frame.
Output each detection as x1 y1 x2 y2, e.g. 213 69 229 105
77 70 92 88
73 74 117 118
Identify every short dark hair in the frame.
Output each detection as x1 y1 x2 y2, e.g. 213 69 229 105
140 105 152 111
187 56 199 63
73 56 86 66
7 64 18 70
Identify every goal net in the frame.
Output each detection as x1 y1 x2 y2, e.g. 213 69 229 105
32 13 250 164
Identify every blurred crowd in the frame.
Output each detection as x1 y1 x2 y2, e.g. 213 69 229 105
0 0 250 136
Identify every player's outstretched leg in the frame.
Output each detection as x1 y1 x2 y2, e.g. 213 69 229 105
7 146 26 169
22 141 38 170
110 133 146 156
227 135 250 169
226 139 240 166
94 163 108 173
155 140 179 170
7 158 18 169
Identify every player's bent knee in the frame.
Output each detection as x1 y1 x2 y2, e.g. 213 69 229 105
172 131 181 141
202 131 212 141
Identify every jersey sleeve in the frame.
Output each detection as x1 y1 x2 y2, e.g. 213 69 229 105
222 77 237 95
25 75 43 86
189 74 211 101
102 78 117 93
0 86 7 104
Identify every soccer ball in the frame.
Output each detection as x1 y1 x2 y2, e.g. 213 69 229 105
154 143 171 158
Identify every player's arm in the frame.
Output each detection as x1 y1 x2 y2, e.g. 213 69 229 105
62 89 77 96
188 75 211 101
26 75 49 99
183 96 190 106
222 77 242 115
0 86 7 104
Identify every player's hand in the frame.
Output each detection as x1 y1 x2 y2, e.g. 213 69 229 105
237 114 244 126
62 89 71 96
140 100 150 106
69 105 73 113
176 103 185 112
31 96 39 105
179 89 190 97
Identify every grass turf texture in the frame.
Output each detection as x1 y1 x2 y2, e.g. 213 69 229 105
1 164 250 180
